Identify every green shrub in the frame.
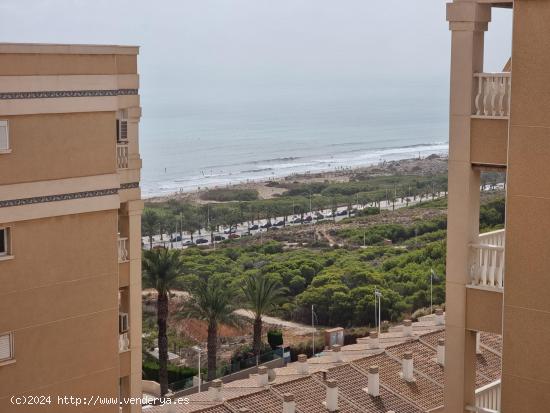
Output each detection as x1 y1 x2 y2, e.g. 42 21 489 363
267 329 284 349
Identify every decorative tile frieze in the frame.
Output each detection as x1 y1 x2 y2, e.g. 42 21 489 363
0 89 138 100
0 188 119 208
120 182 140 190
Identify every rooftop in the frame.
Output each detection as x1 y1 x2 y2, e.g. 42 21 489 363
145 315 502 413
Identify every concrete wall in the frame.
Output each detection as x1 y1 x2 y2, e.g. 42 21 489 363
0 112 117 185
0 211 120 413
502 1 550 411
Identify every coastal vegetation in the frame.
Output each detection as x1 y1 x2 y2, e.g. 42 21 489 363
142 173 451 238
141 166 506 386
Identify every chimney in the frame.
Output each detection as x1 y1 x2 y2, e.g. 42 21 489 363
256 366 269 387
435 308 444 326
296 354 309 375
369 331 380 349
282 393 295 413
401 351 414 382
367 365 380 397
402 319 413 337
437 338 445 366
208 379 223 402
325 379 338 412
331 344 343 363
476 331 482 354
321 369 328 382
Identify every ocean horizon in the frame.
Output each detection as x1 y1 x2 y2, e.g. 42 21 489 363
139 80 449 198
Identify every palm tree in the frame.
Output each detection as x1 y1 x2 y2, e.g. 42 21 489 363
241 273 285 356
142 248 185 396
142 208 160 248
179 275 240 381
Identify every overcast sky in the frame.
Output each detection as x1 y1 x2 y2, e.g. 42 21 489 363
0 0 512 111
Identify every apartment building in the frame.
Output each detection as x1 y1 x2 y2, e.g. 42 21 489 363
445 1 550 412
0 43 143 413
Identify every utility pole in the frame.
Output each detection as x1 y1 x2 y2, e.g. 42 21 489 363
312 305 316 357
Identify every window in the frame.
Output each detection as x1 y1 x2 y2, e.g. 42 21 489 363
0 120 9 152
117 111 128 144
0 228 10 257
119 313 129 333
0 332 14 363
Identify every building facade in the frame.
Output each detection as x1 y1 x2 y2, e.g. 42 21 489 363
0 43 143 413
445 1 550 412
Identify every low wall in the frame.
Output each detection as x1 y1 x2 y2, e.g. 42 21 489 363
172 357 284 397
142 380 161 397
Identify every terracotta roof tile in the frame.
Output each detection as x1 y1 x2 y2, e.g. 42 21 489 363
386 340 444 384
227 389 282 413
273 376 362 413
352 352 444 411
313 363 423 413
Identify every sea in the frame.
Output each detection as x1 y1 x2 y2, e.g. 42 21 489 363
139 80 449 198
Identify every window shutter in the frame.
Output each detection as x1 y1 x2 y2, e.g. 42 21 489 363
0 333 12 361
120 120 128 142
0 121 9 150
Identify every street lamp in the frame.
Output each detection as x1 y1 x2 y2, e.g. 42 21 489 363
374 289 382 335
192 346 202 393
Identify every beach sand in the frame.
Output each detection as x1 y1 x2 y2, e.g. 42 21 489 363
145 154 448 204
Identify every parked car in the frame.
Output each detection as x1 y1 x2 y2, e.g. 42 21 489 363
261 221 272 229
170 235 183 242
249 224 259 231
292 218 302 224
304 215 313 222
223 226 237 234
228 233 240 239
195 238 208 244
183 240 194 246
315 213 325 220
214 235 226 242
337 210 348 216
274 220 285 226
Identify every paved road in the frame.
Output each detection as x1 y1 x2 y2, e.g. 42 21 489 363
143 193 447 250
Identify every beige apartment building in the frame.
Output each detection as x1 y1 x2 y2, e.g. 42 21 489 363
0 44 143 413
445 1 550 413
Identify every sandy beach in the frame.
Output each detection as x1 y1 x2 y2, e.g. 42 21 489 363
145 154 448 204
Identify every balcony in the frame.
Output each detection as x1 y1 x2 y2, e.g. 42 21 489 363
118 237 129 263
473 73 511 119
119 332 130 352
469 379 501 413
116 143 129 169
469 229 505 289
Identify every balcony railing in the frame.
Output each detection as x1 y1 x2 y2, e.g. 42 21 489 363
117 143 129 169
473 73 511 119
118 237 129 263
119 332 130 352
469 229 505 289
475 379 501 412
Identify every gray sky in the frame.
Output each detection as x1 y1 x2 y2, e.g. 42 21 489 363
0 0 512 110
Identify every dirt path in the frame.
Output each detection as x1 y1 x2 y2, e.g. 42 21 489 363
234 309 316 336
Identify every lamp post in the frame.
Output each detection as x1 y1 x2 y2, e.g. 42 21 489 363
193 345 202 393
374 289 382 335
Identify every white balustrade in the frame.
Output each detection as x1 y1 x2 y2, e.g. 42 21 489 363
117 144 129 169
470 229 505 289
118 237 129 263
475 379 501 412
478 229 505 247
474 73 511 118
119 332 130 352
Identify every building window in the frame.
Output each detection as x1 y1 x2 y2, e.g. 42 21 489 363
0 228 10 257
117 111 128 144
0 120 9 152
0 332 14 363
